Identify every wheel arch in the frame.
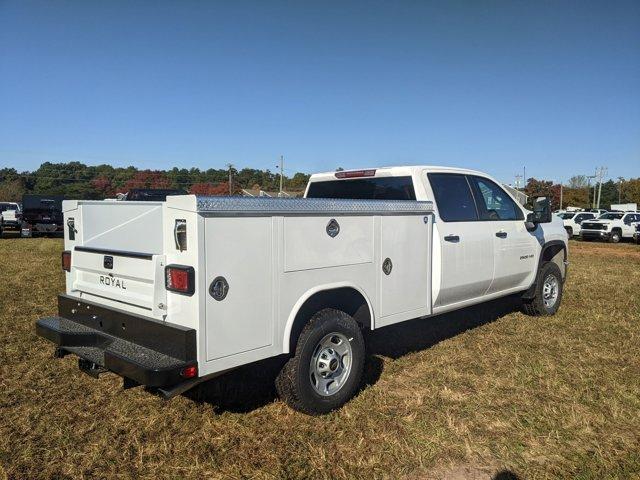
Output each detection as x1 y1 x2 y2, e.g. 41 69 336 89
282 283 374 354
522 240 567 299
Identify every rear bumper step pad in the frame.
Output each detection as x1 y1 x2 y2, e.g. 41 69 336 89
36 295 197 388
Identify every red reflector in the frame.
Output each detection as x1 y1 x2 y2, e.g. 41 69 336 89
165 265 195 295
181 365 197 379
335 169 376 179
167 268 189 291
61 251 71 272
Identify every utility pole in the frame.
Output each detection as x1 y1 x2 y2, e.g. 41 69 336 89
592 168 598 208
226 163 234 195
596 166 607 210
586 175 595 208
276 155 284 196
618 177 623 203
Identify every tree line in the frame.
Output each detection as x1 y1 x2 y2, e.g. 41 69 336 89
0 162 311 201
525 175 640 211
0 162 638 210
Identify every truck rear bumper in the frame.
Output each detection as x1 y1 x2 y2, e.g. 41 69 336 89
36 295 197 388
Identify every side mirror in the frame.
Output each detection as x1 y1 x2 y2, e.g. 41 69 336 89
526 196 552 225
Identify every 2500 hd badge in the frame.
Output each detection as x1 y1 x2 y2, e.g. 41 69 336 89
99 275 127 289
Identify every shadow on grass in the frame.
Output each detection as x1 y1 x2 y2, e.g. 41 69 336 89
186 294 522 413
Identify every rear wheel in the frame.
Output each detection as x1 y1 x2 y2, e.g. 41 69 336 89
276 308 365 415
522 262 564 316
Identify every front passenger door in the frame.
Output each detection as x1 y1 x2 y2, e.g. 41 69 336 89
468 176 536 294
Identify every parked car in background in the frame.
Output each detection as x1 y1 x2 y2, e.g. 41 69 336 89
21 194 65 237
559 211 599 237
0 202 22 235
580 211 640 243
36 165 568 415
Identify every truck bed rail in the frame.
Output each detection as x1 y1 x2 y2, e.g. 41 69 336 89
188 196 433 216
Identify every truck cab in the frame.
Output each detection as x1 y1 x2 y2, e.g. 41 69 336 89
306 166 568 314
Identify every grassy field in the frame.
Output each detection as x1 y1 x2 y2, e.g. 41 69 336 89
1 237 639 479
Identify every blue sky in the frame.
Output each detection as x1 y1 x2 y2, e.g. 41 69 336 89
1 1 639 185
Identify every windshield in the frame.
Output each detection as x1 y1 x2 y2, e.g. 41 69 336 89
559 213 575 219
599 213 624 220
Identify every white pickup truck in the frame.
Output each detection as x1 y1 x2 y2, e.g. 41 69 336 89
36 166 568 414
0 202 22 235
558 211 599 237
580 211 640 243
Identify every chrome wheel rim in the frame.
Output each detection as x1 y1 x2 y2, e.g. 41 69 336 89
309 333 352 396
542 274 559 309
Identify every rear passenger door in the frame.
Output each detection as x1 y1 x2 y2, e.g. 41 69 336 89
468 176 536 294
428 173 494 307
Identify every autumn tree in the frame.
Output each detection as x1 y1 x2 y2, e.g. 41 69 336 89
189 182 230 196
525 178 562 210
90 176 115 198
123 171 172 191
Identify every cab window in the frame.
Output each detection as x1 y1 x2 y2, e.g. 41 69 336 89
427 173 478 222
575 213 593 222
306 176 416 200
469 176 524 221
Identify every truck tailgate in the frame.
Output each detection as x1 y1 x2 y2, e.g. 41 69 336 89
71 247 166 315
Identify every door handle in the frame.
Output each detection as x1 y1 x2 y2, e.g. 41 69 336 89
444 235 460 243
495 231 508 238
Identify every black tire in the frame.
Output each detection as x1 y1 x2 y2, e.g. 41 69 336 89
565 227 573 237
609 230 621 243
276 308 365 415
522 261 564 316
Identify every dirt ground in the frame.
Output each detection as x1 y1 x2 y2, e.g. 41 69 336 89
1 237 639 479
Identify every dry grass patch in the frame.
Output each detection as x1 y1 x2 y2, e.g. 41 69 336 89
0 238 639 479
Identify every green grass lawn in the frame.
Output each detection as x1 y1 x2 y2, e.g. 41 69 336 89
1 237 639 479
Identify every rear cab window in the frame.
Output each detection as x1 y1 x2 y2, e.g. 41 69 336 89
427 173 478 222
306 176 416 200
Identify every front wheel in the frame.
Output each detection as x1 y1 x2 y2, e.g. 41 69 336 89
276 308 365 415
522 262 564 316
609 231 621 243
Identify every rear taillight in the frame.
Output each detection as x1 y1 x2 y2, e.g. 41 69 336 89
61 250 71 272
334 169 376 179
181 365 198 379
165 265 195 296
